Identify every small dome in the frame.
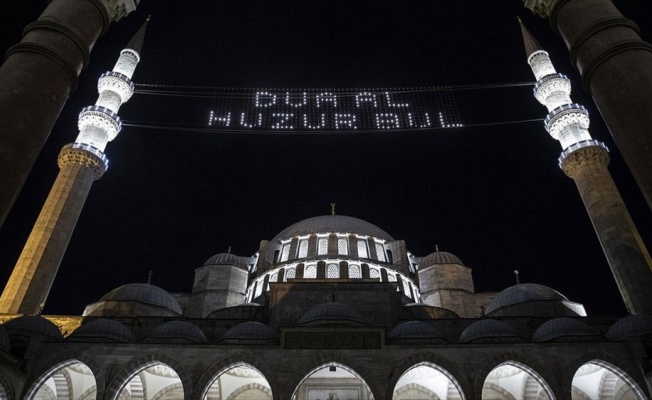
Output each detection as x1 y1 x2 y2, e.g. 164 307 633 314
3 316 62 341
298 302 366 325
532 318 599 342
387 321 445 340
485 283 585 317
69 319 135 342
221 322 278 341
203 253 248 270
87 283 182 316
607 314 652 340
0 325 10 350
145 321 206 343
419 251 464 267
272 215 394 242
459 319 521 343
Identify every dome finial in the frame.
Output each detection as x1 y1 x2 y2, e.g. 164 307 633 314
331 203 336 215
435 244 439 252
147 269 153 284
514 269 520 284
227 246 232 254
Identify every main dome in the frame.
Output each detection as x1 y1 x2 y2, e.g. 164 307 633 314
272 215 394 242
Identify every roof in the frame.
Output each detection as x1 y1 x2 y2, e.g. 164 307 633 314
69 319 135 342
203 253 249 270
146 321 207 343
518 19 544 58
387 321 445 340
419 251 464 267
298 302 366 325
97 283 183 315
485 283 568 314
126 19 149 54
459 319 521 343
532 318 598 342
272 215 394 242
221 321 278 341
3 316 62 341
607 314 652 340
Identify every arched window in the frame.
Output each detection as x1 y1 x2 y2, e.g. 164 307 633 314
202 363 272 400
269 273 278 282
327 264 340 278
286 267 296 279
375 243 386 262
370 268 380 279
338 237 349 255
298 239 309 258
116 362 184 400
27 360 97 400
280 244 291 262
357 239 368 258
402 280 411 298
305 265 317 278
349 265 361 278
572 360 646 400
317 238 328 255
292 363 374 400
393 363 464 400
387 274 397 282
483 361 552 400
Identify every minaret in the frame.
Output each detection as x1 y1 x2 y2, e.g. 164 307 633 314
520 20 652 314
0 21 148 315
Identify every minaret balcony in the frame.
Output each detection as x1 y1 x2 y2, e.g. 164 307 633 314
534 73 571 104
544 103 590 140
78 105 122 141
558 139 609 167
98 71 135 103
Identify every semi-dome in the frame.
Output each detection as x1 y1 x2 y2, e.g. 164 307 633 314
419 251 464 267
144 321 206 343
3 316 62 341
298 302 366 325
203 253 248 270
83 283 183 317
272 215 394 242
532 318 599 342
387 321 445 340
221 321 278 341
607 314 652 340
485 283 585 317
459 319 521 343
69 319 135 342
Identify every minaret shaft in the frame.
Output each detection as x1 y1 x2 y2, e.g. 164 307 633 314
562 147 652 314
0 149 100 314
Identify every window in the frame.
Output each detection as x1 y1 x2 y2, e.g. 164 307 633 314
327 263 340 278
388 274 397 282
298 239 308 258
286 267 296 279
402 280 411 297
270 273 278 282
280 244 290 262
375 243 386 262
370 268 380 279
349 265 361 278
357 239 368 258
305 265 317 278
338 237 349 255
317 238 328 255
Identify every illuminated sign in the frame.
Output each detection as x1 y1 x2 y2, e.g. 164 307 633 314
206 88 463 131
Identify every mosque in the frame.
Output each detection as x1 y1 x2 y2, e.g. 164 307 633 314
1 1 652 399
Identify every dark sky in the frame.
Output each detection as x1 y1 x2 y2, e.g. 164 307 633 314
1 0 651 316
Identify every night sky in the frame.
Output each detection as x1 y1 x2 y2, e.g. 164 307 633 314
1 0 651 316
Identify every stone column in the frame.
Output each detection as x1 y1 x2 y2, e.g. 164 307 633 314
0 0 138 229
524 0 652 211
561 144 652 314
0 145 106 315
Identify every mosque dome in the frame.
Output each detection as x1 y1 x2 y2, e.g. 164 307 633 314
606 314 652 340
459 319 521 343
3 316 62 341
69 319 135 342
272 215 394 242
83 283 183 317
144 321 207 343
419 251 464 267
532 318 599 342
203 253 248 270
0 326 10 350
221 321 278 341
387 321 446 340
298 302 366 325
485 283 585 317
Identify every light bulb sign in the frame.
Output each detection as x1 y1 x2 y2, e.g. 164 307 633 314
206 88 463 131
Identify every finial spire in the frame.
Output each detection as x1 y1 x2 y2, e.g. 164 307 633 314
435 244 439 252
331 203 336 215
227 246 232 254
147 269 153 284
514 269 520 284
518 18 544 58
126 17 149 55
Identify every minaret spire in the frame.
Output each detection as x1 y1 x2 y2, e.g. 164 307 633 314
0 22 148 315
520 21 652 314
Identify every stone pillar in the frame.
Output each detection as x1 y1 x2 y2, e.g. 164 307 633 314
561 144 652 314
524 0 652 211
0 145 106 315
0 0 139 229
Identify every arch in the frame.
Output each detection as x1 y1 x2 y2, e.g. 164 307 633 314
26 359 98 400
200 363 272 400
0 374 13 400
290 362 375 400
571 359 646 400
481 361 554 400
151 382 184 400
392 362 465 400
194 355 278 400
106 354 191 400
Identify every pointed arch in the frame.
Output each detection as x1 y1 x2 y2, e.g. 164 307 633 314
392 362 465 400
193 355 278 400
291 362 374 400
571 359 646 400
26 359 97 400
200 362 272 400
105 354 190 400
482 361 554 400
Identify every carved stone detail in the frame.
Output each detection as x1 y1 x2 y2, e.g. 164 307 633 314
58 145 108 180
561 146 610 178
523 0 559 18
97 0 140 21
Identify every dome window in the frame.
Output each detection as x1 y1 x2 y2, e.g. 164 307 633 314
305 265 317 278
357 239 368 258
280 244 290 262
338 237 349 255
327 264 340 278
317 237 328 255
297 239 309 258
375 242 386 262
286 267 296 279
349 264 361 278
